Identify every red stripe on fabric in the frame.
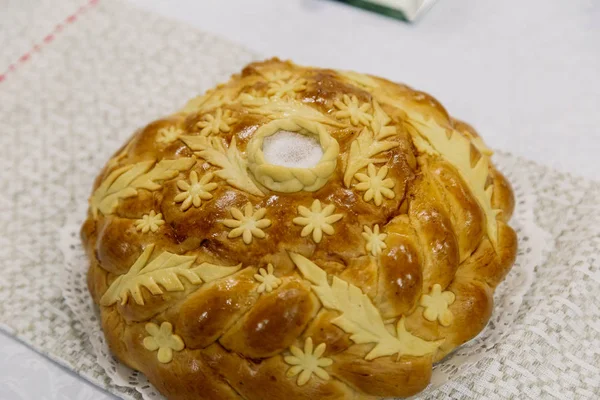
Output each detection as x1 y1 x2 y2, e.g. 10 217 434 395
0 0 100 85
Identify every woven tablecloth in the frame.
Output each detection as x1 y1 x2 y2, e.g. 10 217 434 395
0 0 598 398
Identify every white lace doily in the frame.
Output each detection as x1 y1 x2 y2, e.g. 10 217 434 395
58 152 550 400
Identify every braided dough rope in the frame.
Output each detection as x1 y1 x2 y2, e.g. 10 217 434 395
402 110 501 248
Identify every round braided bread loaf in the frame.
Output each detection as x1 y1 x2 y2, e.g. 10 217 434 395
82 59 517 399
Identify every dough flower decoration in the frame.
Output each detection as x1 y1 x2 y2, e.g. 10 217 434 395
254 263 282 293
334 94 372 126
156 126 183 144
354 163 396 206
267 77 307 98
134 210 165 233
293 199 343 243
420 284 456 327
143 322 185 364
362 224 387 256
222 202 271 244
174 171 217 211
197 108 236 136
284 337 333 386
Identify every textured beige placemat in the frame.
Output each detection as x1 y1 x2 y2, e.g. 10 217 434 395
0 0 598 399
0 0 255 398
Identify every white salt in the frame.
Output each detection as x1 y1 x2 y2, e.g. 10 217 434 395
262 130 323 168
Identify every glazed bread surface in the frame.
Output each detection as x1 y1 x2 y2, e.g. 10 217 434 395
82 59 517 400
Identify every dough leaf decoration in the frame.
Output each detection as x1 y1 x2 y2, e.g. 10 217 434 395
337 70 379 89
100 244 241 306
238 93 344 127
371 101 397 140
194 262 242 283
289 252 442 360
465 133 493 156
405 112 501 248
343 102 398 187
91 158 195 218
106 140 133 170
181 135 264 196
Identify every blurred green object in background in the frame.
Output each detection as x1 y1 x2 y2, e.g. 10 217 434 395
333 0 438 22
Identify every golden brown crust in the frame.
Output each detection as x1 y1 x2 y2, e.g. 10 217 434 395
219 278 320 358
331 350 433 398
82 58 518 399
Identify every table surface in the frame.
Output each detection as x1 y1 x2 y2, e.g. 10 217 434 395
2 0 598 398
